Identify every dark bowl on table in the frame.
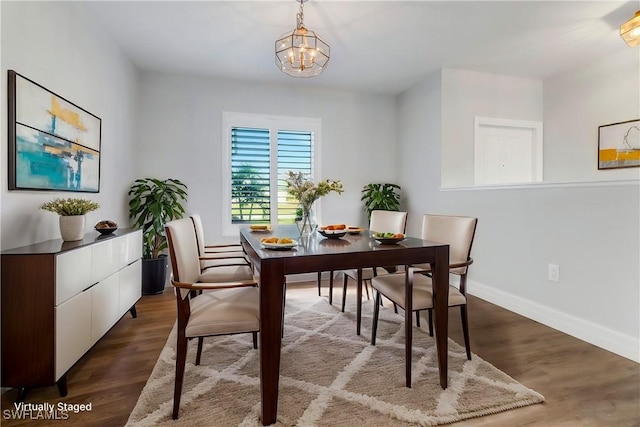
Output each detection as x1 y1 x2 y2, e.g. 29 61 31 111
318 229 347 239
95 227 118 235
373 235 405 245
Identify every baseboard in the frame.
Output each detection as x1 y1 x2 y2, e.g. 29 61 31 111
468 279 640 363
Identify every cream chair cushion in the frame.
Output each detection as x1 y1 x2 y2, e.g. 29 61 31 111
191 214 248 268
199 264 254 283
343 210 408 281
371 272 466 310
166 218 255 286
185 287 259 338
412 214 477 275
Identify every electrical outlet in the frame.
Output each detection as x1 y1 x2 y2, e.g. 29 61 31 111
548 264 560 282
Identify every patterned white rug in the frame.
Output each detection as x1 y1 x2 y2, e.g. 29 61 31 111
126 290 544 426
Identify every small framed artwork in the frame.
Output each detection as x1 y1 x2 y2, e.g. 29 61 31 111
598 119 640 170
8 70 101 192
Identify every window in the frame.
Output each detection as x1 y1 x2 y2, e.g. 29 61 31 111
474 117 543 185
222 113 320 236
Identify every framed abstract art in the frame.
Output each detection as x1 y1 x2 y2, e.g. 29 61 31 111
598 119 640 170
8 70 101 192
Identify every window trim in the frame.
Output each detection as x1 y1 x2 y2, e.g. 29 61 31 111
221 112 321 237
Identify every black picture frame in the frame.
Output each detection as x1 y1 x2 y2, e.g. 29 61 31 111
8 70 102 192
597 119 640 170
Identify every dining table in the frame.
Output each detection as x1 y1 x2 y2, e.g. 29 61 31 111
240 224 450 426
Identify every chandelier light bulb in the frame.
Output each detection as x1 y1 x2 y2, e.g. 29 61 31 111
275 0 330 77
620 10 640 47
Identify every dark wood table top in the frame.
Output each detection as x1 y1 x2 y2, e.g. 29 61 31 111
241 224 446 272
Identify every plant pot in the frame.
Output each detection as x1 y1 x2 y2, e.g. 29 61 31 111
142 256 168 295
59 215 86 241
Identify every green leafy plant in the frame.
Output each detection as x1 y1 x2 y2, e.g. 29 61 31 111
128 178 188 259
41 198 100 216
360 183 401 220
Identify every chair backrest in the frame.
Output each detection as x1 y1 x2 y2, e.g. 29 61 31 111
369 210 408 234
190 214 207 257
165 218 202 285
421 214 477 275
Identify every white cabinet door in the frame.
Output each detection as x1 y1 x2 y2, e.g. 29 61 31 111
55 289 92 380
56 247 92 306
91 239 122 284
91 273 120 345
120 230 143 268
119 260 141 316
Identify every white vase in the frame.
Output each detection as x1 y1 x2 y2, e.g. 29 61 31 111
59 215 86 241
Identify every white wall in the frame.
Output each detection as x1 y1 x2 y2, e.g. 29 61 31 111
544 48 640 182
135 71 397 243
441 69 544 188
0 1 139 250
398 52 640 362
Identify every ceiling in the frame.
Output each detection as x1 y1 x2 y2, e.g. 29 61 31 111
84 1 638 96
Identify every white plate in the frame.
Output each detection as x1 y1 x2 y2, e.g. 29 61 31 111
261 240 298 250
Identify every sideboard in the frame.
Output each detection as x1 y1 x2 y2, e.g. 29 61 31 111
1 229 142 400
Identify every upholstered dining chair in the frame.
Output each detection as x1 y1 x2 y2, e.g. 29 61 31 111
336 210 408 311
190 214 250 271
370 214 477 387
165 218 259 419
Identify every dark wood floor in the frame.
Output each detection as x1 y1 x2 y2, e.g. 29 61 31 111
2 281 638 426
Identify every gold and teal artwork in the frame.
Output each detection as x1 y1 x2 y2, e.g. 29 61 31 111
8 70 101 192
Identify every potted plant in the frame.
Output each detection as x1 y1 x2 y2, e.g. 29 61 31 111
41 197 100 241
128 178 188 295
360 183 402 220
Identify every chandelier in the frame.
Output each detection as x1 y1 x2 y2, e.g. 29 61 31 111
620 10 640 47
275 0 330 77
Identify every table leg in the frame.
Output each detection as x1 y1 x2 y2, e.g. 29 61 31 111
405 266 413 387
260 260 285 425
433 246 450 389
356 268 363 335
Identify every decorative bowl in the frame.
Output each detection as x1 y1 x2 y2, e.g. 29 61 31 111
318 229 347 239
95 227 117 235
372 232 405 245
373 236 405 245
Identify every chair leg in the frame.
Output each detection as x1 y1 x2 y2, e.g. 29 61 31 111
460 305 472 360
341 274 348 312
252 332 258 349
393 302 398 313
173 332 188 419
317 271 322 296
329 272 334 305
415 311 421 328
371 291 382 345
364 279 371 300
427 309 434 337
405 307 413 389
195 337 204 365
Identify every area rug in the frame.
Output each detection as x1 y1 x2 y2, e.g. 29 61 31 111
126 290 544 426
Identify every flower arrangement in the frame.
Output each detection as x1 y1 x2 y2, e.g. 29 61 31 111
41 198 100 216
285 171 343 234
